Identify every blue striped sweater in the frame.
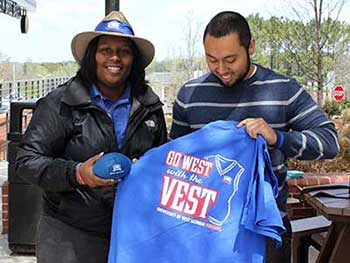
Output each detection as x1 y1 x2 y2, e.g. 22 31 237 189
169 64 339 212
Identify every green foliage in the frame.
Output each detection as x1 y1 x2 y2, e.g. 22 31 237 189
22 62 79 79
247 13 350 105
323 98 350 117
146 60 169 73
0 61 78 81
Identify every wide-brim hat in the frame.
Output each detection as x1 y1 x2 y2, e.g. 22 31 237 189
71 11 155 68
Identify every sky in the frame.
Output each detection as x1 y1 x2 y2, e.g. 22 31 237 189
0 0 349 63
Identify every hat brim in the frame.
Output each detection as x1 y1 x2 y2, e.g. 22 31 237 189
71 31 155 68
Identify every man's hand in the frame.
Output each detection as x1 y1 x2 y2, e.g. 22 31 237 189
78 152 117 187
237 118 277 146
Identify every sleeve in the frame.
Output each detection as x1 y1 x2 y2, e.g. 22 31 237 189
15 96 80 192
241 137 285 246
276 79 339 160
169 85 192 139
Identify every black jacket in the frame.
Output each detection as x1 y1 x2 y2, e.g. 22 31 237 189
15 77 167 237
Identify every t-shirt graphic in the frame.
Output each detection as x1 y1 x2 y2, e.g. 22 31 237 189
205 155 245 226
108 120 285 263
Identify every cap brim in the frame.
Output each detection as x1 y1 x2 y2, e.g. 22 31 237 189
71 31 155 68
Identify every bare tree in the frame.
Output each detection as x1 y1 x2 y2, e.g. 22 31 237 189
0 51 10 62
169 12 207 90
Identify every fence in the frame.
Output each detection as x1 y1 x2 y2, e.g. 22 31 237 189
0 76 70 160
0 77 69 109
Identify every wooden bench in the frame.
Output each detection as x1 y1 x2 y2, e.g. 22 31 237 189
291 215 331 263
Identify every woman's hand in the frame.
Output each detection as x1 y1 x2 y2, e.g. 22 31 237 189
77 152 117 187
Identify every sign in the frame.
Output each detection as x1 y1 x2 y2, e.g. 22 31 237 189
333 85 345 101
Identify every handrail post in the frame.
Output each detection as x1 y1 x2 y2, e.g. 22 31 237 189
0 82 2 109
17 81 21 100
9 82 13 102
105 0 119 14
24 80 28 100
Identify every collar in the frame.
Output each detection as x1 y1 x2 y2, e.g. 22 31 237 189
61 77 161 109
90 83 131 104
246 64 257 79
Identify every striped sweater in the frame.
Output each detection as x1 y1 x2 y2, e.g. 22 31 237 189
169 64 339 212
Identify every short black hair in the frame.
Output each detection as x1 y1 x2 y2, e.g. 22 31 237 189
203 11 251 50
77 35 148 95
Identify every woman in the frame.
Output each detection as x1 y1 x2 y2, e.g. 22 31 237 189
15 11 167 263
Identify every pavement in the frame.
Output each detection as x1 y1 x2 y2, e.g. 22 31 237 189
0 161 36 263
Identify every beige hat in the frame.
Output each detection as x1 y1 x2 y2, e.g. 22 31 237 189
71 11 155 68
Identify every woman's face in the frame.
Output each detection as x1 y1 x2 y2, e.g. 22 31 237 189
95 35 134 90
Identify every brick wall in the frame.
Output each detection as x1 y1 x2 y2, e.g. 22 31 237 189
288 173 350 220
0 111 32 161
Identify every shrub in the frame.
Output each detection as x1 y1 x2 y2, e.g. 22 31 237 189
323 98 350 117
288 108 350 172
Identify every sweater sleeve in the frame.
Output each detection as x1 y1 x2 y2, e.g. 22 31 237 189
15 96 79 192
276 79 339 160
169 85 192 140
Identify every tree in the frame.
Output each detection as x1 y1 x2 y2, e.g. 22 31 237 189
0 51 10 80
287 0 350 106
334 54 350 86
166 13 207 91
248 2 350 105
0 51 10 62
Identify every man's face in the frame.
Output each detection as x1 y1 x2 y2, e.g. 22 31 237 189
95 35 134 90
204 32 255 87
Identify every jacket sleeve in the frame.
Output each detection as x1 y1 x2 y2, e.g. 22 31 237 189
153 107 168 146
275 79 339 160
15 96 79 192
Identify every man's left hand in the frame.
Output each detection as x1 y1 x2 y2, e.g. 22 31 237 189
237 118 277 146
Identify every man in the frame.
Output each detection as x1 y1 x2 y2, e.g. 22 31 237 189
169 11 339 262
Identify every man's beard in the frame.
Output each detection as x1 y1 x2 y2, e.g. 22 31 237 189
220 50 251 88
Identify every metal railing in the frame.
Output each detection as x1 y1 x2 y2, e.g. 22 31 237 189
0 76 70 160
0 76 70 111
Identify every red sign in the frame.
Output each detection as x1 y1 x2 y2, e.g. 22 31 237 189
333 85 345 101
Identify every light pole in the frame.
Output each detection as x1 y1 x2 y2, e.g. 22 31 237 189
105 0 119 15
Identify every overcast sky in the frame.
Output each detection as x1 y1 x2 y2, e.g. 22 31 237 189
0 0 349 62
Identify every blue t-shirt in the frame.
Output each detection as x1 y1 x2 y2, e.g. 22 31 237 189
108 120 285 263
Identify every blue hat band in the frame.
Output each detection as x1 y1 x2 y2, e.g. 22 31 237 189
95 19 135 36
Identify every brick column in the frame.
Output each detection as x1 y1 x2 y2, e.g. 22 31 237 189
1 180 8 234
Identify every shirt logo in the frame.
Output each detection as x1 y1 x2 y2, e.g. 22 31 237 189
157 150 244 231
160 175 218 219
214 155 237 176
145 120 156 128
